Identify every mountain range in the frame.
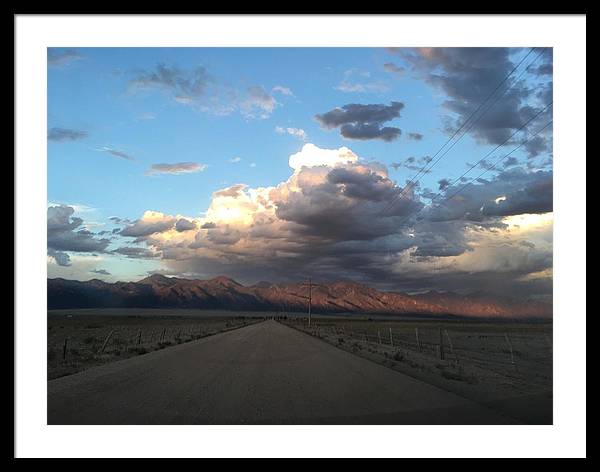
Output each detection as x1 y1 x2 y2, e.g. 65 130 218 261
47 274 552 319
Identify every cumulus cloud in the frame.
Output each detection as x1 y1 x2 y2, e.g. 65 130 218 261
175 218 196 232
407 132 424 141
47 205 111 264
48 127 88 142
316 102 404 141
91 268 111 276
288 143 358 171
111 143 552 299
119 211 177 238
146 162 206 175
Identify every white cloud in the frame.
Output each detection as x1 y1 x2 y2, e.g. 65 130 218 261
272 85 293 96
240 86 277 118
146 162 206 175
288 143 358 171
275 126 307 141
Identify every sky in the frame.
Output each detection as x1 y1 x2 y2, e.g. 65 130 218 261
47 47 554 300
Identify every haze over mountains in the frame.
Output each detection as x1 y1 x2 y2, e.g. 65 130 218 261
47 274 552 319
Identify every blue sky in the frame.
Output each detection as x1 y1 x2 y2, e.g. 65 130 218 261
47 47 553 298
47 47 484 217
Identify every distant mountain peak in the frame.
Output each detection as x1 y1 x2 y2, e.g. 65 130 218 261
47 276 552 319
208 275 243 287
139 273 177 285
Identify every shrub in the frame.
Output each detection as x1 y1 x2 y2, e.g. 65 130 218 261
393 351 404 362
441 367 478 384
128 346 148 355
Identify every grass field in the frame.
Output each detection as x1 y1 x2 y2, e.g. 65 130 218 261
280 316 552 420
48 309 553 422
47 310 265 379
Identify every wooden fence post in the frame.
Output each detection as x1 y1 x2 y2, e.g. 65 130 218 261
444 329 458 364
389 328 394 346
378 330 382 345
99 330 114 354
439 328 445 360
415 327 421 352
137 329 142 345
62 338 68 360
504 333 516 369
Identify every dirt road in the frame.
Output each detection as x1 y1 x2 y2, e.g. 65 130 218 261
48 320 517 424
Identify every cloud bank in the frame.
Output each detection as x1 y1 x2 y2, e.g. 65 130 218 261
114 143 553 299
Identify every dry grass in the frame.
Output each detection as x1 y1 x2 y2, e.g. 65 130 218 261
47 310 264 379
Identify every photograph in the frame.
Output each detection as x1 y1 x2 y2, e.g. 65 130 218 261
14 14 586 459
46 46 554 426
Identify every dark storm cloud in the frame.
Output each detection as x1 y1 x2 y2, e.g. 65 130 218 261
273 165 422 242
48 127 88 142
315 102 404 142
112 246 159 259
48 249 71 267
175 218 196 232
425 168 553 222
327 167 398 201
391 47 553 152
120 216 177 238
438 178 451 191
201 222 217 229
47 205 111 262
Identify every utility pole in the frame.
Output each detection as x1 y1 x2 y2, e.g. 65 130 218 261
300 277 313 327
308 277 312 327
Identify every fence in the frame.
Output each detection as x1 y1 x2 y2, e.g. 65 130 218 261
290 319 552 384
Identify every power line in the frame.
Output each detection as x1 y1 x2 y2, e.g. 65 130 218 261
434 119 553 209
411 48 547 184
428 100 553 206
395 116 553 229
380 47 543 216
